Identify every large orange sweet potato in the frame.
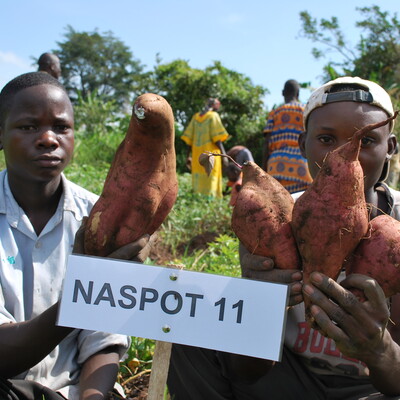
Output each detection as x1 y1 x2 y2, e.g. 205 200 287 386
291 129 369 286
345 214 400 299
84 93 178 256
231 161 300 270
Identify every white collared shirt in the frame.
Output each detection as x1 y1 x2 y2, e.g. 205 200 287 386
0 170 130 399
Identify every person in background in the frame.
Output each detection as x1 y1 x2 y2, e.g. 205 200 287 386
224 162 242 206
262 79 312 193
0 72 150 400
38 52 62 80
224 145 255 206
226 145 254 167
181 98 229 198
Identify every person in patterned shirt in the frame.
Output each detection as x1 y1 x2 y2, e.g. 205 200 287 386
262 79 312 193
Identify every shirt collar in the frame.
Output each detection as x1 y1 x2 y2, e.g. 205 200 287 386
0 171 84 220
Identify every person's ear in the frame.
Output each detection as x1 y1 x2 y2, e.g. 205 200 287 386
386 134 397 161
299 131 307 158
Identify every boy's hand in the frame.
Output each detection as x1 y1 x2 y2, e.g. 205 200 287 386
73 217 153 262
239 243 303 306
303 272 389 363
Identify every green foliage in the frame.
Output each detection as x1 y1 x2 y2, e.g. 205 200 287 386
141 59 268 166
353 6 400 91
159 173 234 258
171 234 240 277
37 25 269 169
54 25 143 105
299 6 400 89
73 90 130 137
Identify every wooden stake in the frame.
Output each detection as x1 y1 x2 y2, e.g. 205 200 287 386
147 341 172 400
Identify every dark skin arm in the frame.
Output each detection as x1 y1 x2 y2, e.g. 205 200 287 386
0 303 73 378
304 272 400 396
79 345 121 400
0 219 151 381
215 140 229 174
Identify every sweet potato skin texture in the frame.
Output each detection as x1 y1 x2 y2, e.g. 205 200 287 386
231 161 300 270
291 129 369 285
345 214 400 298
84 93 178 256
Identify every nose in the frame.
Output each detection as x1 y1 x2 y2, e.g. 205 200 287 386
36 129 59 148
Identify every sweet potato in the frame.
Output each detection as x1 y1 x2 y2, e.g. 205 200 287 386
231 161 300 269
291 113 398 319
84 93 178 256
345 214 400 299
291 128 370 287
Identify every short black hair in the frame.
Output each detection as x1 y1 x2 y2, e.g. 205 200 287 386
38 52 57 67
283 79 300 96
0 72 68 127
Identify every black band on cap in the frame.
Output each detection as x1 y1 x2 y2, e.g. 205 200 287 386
323 89 373 104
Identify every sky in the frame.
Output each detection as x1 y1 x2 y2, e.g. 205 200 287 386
0 0 399 109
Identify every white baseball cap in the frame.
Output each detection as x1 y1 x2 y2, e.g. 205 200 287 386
304 76 395 132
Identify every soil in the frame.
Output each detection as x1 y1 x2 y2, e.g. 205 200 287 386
123 373 150 400
116 231 219 399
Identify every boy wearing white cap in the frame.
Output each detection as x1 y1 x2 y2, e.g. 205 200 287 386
168 77 400 399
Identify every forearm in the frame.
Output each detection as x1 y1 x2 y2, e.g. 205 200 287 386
0 302 73 378
366 330 400 395
215 140 226 155
79 346 121 400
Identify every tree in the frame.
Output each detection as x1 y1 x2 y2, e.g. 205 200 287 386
141 59 268 167
52 25 144 106
299 5 400 187
299 6 400 91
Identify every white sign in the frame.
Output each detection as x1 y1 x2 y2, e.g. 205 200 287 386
58 255 289 361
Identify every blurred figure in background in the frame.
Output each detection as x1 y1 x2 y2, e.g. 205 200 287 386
224 145 255 206
262 79 312 193
38 52 61 80
181 98 229 198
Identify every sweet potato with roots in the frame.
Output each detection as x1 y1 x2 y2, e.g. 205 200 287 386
84 93 178 256
345 214 400 299
231 161 300 270
291 113 397 309
291 128 369 287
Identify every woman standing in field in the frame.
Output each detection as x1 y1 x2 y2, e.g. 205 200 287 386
263 79 312 194
182 98 229 198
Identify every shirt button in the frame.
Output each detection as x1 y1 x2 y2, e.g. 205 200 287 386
35 241 42 249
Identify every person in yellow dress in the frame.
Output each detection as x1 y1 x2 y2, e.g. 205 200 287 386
181 98 229 197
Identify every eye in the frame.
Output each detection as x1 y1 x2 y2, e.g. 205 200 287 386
317 135 334 145
361 136 375 146
19 124 37 131
54 124 71 133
